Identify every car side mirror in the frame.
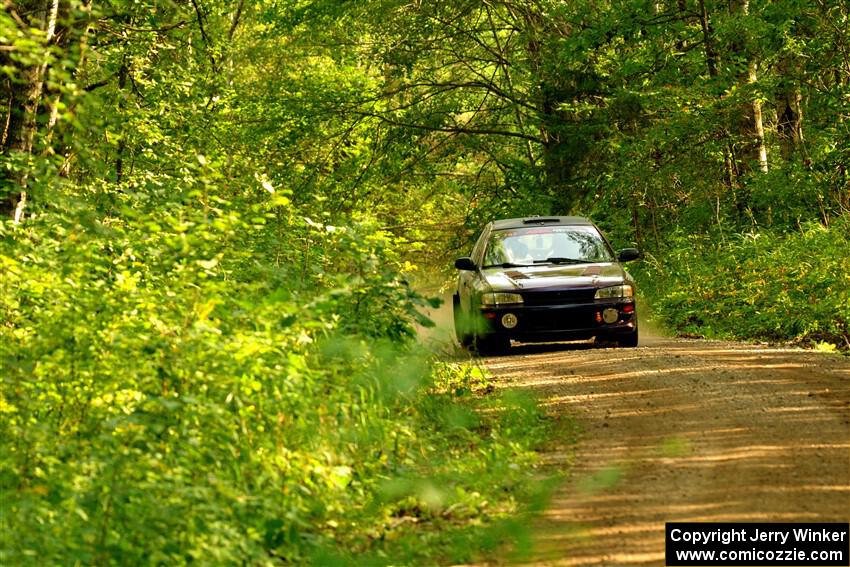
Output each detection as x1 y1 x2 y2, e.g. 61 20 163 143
618 248 640 262
454 257 477 271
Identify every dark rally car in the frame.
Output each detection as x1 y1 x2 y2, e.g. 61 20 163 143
453 216 640 354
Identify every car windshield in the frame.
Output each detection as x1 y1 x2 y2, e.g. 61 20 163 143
483 226 614 267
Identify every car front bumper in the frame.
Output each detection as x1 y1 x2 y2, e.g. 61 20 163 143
478 299 636 343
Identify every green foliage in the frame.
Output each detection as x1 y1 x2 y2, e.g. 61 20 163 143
0 197 550 564
635 217 850 349
2 1 563 562
4 0 850 561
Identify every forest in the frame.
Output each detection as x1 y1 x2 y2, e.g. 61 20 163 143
1 0 848 564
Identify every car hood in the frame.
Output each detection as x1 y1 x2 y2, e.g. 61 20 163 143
482 262 629 292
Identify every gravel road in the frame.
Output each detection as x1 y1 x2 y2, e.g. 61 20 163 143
481 334 850 566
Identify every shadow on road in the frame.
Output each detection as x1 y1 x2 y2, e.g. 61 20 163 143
483 338 850 566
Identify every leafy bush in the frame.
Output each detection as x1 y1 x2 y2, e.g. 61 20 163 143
0 199 549 565
635 216 850 349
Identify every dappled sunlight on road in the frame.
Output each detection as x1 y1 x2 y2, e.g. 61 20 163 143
480 337 850 566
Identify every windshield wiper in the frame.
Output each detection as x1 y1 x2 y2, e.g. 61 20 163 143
534 257 591 265
482 262 534 268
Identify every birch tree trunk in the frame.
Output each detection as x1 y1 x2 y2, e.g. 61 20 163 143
749 60 769 173
2 0 60 222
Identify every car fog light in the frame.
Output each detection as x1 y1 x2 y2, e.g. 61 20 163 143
501 313 518 329
602 308 619 324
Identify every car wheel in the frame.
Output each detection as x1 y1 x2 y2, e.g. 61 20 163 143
617 328 639 348
453 294 472 347
475 334 510 356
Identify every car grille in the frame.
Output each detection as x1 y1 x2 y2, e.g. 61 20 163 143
524 310 595 331
521 288 596 306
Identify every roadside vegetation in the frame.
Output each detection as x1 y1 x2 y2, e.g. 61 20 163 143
1 205 551 563
2 0 849 564
636 219 850 349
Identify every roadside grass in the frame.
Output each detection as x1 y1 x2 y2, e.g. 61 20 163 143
303 358 558 565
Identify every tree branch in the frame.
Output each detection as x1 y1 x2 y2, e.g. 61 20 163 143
189 0 218 71
351 110 542 143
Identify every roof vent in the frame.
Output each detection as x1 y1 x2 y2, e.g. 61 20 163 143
522 217 560 224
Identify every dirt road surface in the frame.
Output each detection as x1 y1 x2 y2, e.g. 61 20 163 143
481 333 850 566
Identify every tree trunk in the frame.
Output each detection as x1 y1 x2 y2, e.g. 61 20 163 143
518 6 570 209
2 0 61 222
1 78 12 148
115 61 128 184
675 0 689 51
777 58 804 160
748 61 769 173
697 0 719 78
777 87 803 159
730 0 768 176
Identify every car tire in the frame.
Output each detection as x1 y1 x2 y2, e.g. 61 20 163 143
475 334 510 356
617 328 639 348
453 294 472 348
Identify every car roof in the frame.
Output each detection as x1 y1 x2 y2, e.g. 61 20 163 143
490 216 594 230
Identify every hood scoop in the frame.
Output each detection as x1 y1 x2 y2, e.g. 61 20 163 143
505 270 530 280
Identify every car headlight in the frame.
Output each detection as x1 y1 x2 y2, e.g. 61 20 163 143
480 292 524 306
594 285 634 299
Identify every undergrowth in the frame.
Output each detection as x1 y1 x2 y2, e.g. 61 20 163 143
0 203 553 565
635 216 850 350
